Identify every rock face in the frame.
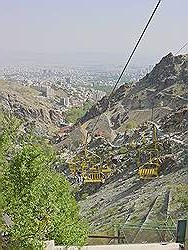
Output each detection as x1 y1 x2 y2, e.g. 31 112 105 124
77 53 188 139
73 53 188 238
0 81 63 135
78 106 188 237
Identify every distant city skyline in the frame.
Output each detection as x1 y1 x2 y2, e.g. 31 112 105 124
0 0 187 66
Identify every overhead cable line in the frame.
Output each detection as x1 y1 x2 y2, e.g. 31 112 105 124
175 41 188 55
85 0 162 144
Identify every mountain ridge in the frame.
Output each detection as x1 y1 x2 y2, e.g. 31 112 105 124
69 53 188 239
76 53 187 139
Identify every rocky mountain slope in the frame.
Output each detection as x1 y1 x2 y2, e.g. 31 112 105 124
66 53 188 241
1 53 187 243
0 80 63 135
74 53 188 142
78 107 187 236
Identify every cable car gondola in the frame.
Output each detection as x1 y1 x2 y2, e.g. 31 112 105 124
68 148 112 184
137 124 160 179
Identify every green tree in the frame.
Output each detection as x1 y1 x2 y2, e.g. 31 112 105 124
125 120 137 130
1 114 88 249
66 100 93 123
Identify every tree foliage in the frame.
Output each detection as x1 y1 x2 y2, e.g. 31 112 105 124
1 113 88 249
65 100 93 123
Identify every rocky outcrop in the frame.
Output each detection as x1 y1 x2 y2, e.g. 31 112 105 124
1 93 62 125
0 82 64 135
72 53 188 234
78 106 188 234
77 53 188 133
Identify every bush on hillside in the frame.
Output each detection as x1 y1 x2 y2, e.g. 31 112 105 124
0 113 88 249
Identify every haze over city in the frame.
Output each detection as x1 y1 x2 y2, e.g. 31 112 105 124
0 0 187 66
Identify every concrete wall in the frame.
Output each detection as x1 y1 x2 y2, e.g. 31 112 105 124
45 241 180 250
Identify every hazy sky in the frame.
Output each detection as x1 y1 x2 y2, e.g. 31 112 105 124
0 0 187 65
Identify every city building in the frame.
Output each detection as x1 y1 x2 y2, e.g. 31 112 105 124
60 96 70 107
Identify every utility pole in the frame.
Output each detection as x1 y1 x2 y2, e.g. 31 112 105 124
151 100 154 122
114 226 121 244
185 221 188 250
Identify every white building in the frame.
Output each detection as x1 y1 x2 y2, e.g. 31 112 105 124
37 85 54 98
60 96 70 107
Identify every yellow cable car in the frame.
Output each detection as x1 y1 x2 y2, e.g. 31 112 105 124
137 124 160 179
68 162 77 176
138 161 159 179
82 171 105 183
68 148 112 184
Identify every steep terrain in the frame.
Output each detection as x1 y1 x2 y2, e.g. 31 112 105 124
74 53 188 142
78 107 187 235
66 53 188 241
0 80 63 135
1 53 187 243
